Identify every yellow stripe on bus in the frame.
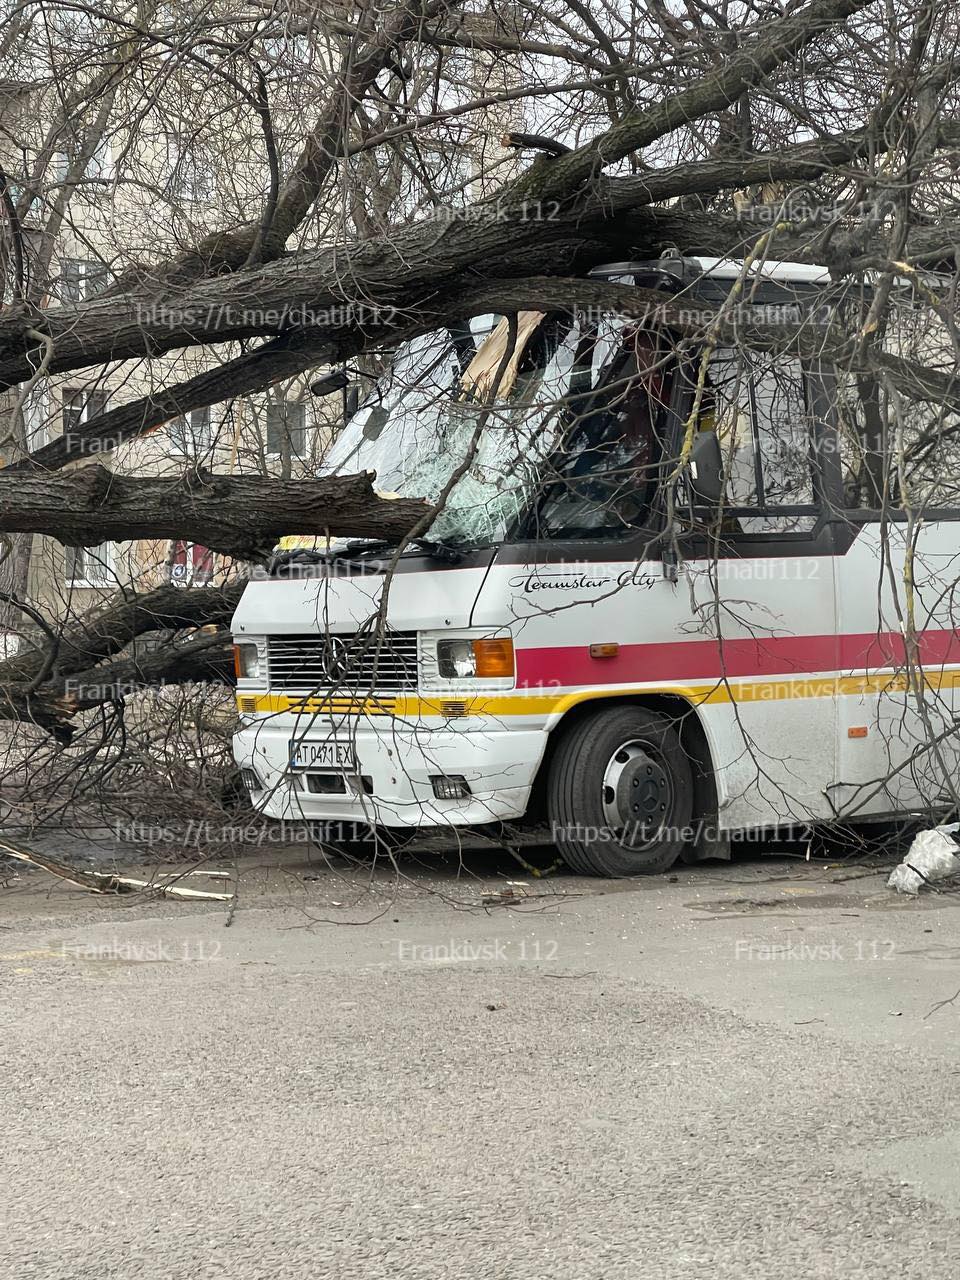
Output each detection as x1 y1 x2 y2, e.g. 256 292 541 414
236 669 960 720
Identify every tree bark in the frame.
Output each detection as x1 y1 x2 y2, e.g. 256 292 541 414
0 465 429 561
0 582 242 736
4 184 959 402
0 580 244 685
0 632 233 727
10 276 960 482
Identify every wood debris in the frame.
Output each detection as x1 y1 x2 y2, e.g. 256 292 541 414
0 839 234 902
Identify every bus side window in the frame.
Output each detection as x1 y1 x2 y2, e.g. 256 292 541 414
836 372 886 509
707 349 818 533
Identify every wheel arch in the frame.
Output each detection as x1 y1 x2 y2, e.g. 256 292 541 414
528 691 724 857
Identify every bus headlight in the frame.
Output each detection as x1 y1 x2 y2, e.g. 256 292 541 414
233 642 261 680
437 639 476 679
436 637 514 680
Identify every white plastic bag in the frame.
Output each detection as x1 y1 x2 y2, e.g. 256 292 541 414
887 824 960 894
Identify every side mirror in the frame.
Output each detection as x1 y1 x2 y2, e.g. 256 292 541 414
310 369 360 425
688 430 724 505
309 369 349 397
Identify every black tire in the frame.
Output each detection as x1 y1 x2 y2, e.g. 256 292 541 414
548 705 695 876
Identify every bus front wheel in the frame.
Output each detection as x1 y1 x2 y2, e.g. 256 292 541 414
547 705 694 876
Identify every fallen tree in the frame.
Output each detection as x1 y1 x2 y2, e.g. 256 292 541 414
3 275 959 495
1 0 960 749
0 0 887 400
0 465 429 560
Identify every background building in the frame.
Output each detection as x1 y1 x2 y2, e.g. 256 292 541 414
0 5 528 634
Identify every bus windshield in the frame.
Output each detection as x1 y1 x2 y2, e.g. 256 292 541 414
319 313 673 547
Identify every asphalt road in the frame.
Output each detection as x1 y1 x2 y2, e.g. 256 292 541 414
2 847 960 1278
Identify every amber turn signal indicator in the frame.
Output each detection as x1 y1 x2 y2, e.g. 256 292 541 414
589 643 620 659
473 638 515 678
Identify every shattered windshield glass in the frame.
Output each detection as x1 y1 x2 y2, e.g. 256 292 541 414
318 314 581 546
318 311 671 547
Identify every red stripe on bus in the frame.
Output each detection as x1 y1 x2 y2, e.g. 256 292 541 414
515 629 960 688
839 630 960 669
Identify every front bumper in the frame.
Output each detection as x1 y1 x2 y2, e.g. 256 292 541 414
233 716 548 828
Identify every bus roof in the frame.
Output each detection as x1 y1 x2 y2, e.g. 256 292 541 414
591 257 831 285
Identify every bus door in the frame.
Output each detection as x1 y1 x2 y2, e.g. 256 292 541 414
683 346 841 829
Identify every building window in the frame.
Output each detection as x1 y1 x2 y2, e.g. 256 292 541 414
265 400 307 457
62 388 109 437
165 133 215 203
167 541 215 586
51 150 69 184
65 542 114 586
84 135 113 180
7 180 40 221
52 136 113 183
168 406 212 455
61 258 108 302
23 386 48 450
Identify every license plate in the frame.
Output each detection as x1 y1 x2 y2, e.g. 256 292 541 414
290 740 356 770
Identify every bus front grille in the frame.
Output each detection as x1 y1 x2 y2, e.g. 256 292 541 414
265 631 419 694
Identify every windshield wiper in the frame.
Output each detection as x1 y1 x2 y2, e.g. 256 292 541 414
405 537 465 563
267 536 464 575
266 540 390 576
361 536 467 563
335 536 465 564
334 539 391 558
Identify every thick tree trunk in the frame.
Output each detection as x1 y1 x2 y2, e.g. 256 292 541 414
0 532 34 634
0 465 429 561
0 580 244 686
0 194 883 391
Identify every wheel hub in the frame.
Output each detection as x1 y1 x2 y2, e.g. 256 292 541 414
601 739 673 846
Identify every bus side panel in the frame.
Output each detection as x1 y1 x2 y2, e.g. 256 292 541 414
833 522 960 818
476 554 840 833
689 555 840 832
692 696 841 834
